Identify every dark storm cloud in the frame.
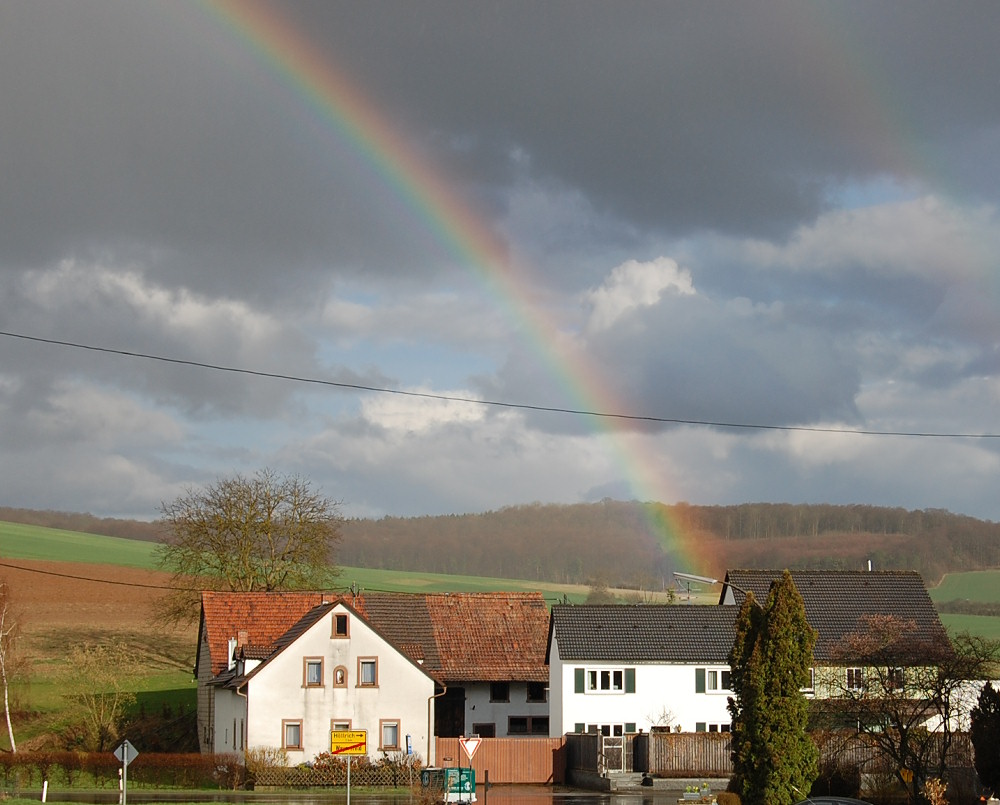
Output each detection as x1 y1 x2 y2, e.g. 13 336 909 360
281 0 1000 237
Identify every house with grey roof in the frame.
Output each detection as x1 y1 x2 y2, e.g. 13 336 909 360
547 569 953 739
721 569 952 699
547 604 738 737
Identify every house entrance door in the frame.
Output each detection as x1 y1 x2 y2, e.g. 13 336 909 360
434 686 466 737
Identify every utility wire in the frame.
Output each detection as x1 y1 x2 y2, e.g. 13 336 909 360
1 329 997 439
0 560 560 599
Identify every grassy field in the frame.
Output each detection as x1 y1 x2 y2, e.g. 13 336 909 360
929 569 1000 603
0 520 600 603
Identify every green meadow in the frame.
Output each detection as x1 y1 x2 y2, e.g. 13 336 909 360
0 520 592 602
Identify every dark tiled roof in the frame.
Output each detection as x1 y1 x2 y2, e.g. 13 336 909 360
549 604 738 663
360 594 442 671
722 569 950 662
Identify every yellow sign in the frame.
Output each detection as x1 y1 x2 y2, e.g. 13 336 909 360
331 729 367 755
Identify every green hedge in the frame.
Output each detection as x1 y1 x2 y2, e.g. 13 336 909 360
0 753 244 791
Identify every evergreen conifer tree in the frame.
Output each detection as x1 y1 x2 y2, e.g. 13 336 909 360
971 682 1000 797
728 570 818 805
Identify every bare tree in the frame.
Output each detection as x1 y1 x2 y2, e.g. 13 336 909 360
816 616 1000 804
67 640 141 751
0 582 23 752
157 468 343 620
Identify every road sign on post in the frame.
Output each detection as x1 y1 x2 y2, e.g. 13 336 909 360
331 730 367 805
114 740 139 805
459 736 481 761
331 729 367 755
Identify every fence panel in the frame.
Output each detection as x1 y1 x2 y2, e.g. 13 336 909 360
435 737 565 784
649 732 733 777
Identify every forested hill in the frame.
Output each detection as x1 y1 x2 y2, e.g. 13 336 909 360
338 501 1000 587
3 501 998 587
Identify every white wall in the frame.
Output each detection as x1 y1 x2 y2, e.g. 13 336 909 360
244 604 435 764
548 637 732 737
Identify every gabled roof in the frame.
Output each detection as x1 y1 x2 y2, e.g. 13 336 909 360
198 590 353 677
721 569 950 662
548 604 738 664
198 590 550 684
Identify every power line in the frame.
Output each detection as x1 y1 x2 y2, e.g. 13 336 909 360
1 329 998 439
0 560 544 599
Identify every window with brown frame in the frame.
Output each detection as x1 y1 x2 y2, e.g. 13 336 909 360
333 612 350 638
303 657 324 687
358 657 378 687
380 719 400 750
282 719 303 750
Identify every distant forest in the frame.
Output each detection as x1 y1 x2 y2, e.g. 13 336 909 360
3 500 999 587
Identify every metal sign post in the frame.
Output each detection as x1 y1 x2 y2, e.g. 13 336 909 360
331 730 367 805
113 740 138 805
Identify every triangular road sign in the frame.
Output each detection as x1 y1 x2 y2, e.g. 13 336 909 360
459 736 481 760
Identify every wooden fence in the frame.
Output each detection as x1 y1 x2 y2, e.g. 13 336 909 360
645 730 975 779
435 737 566 784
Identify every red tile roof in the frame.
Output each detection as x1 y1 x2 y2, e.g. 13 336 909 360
198 590 550 682
423 592 550 682
199 590 363 676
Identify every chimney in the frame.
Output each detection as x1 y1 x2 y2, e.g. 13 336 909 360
237 629 249 648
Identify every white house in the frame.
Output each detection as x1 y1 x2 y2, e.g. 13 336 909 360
547 604 738 737
197 592 436 764
547 569 956 739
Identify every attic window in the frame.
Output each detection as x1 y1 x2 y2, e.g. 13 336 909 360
333 613 350 638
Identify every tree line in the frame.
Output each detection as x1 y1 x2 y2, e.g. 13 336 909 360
4 499 1000 588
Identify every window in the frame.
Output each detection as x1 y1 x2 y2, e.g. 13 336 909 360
333 665 348 687
358 657 378 687
587 723 624 736
508 716 549 735
526 681 547 703
490 682 510 702
473 723 496 737
846 667 864 691
589 669 622 692
333 613 349 638
801 667 815 693
380 719 400 750
696 667 732 693
282 719 303 750
575 667 635 694
304 657 324 687
332 719 352 732
696 722 731 733
888 667 905 691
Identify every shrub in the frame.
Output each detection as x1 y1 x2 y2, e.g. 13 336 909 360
716 792 741 805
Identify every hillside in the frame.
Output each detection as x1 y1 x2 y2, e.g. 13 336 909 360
5 500 997 588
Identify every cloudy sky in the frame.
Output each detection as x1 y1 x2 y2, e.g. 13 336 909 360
2 1 1000 523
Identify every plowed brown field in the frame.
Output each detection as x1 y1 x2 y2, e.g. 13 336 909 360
0 559 196 661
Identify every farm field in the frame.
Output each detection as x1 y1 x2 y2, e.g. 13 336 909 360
929 569 1000 603
0 520 611 750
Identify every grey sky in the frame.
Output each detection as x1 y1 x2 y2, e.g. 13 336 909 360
1 0 999 526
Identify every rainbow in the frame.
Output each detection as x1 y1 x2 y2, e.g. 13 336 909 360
201 0 711 573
